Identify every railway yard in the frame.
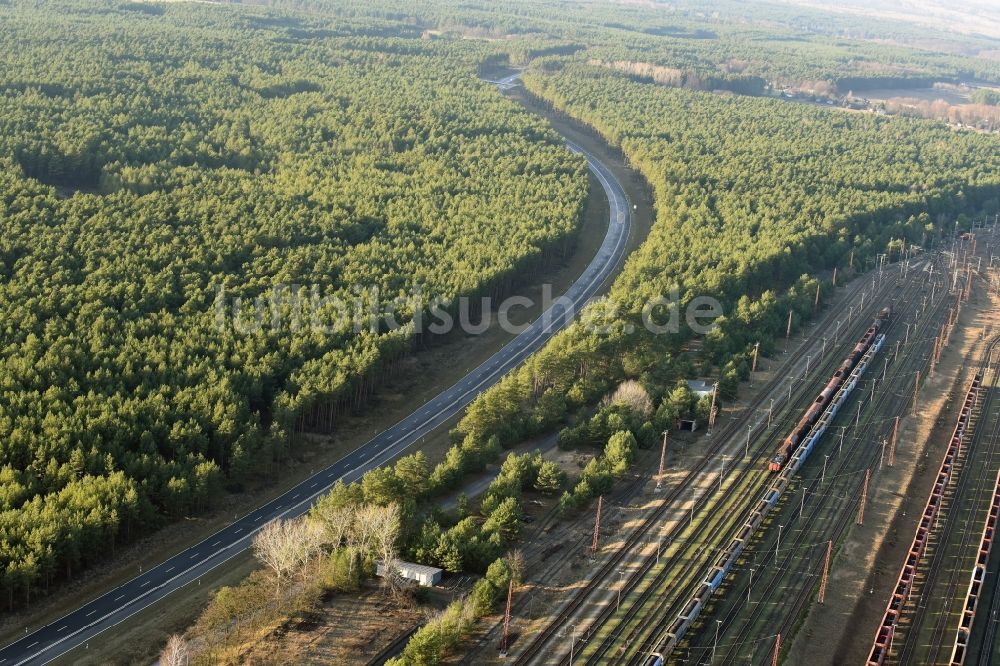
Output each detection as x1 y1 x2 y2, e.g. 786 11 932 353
8 4 1000 666
864 318 1000 664
459 225 1000 666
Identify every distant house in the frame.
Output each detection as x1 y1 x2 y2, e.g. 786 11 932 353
687 380 714 398
376 560 442 587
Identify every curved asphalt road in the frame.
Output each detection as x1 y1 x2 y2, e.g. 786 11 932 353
0 74 632 666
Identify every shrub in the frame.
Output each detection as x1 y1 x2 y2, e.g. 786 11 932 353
534 460 566 494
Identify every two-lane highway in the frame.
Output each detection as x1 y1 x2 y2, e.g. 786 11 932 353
0 74 633 666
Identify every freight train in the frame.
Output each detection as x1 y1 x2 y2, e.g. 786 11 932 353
768 306 893 472
646 307 890 663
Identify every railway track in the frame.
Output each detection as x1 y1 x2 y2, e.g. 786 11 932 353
951 470 1000 664
891 336 1000 664
684 270 956 665
866 358 982 665
632 253 944 663
505 276 890 662
461 451 653 659
509 261 920 664
917 379 1000 664
973 483 1000 665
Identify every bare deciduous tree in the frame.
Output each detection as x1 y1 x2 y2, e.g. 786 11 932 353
351 504 380 560
362 503 401 593
506 549 526 587
590 59 685 87
310 501 354 552
604 379 653 417
160 634 189 666
252 518 320 593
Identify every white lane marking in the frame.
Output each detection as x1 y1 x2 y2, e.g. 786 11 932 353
190 552 199 559
27 642 38 649
3 121 629 666
115 595 124 601
166 566 174 573
86 610 95 617
324 161 628 482
57 626 67 632
212 540 221 547
235 528 242 533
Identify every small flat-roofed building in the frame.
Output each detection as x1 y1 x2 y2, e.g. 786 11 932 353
377 560 443 587
687 380 714 398
676 418 698 432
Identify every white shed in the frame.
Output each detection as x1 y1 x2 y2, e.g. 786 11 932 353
377 560 443 587
687 379 715 398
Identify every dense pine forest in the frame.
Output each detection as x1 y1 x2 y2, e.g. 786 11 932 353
164 1 1000 660
297 0 1000 92
4 0 1000 634
450 58 1000 461
0 0 587 606
388 59 1000 590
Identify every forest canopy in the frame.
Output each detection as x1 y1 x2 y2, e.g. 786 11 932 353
0 0 587 605
440 58 1000 515
4 0 1000 613
267 0 1000 91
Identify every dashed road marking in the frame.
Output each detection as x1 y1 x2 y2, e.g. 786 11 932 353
1 120 631 666
86 610 96 617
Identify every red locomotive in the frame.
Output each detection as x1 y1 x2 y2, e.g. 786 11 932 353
768 306 892 472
